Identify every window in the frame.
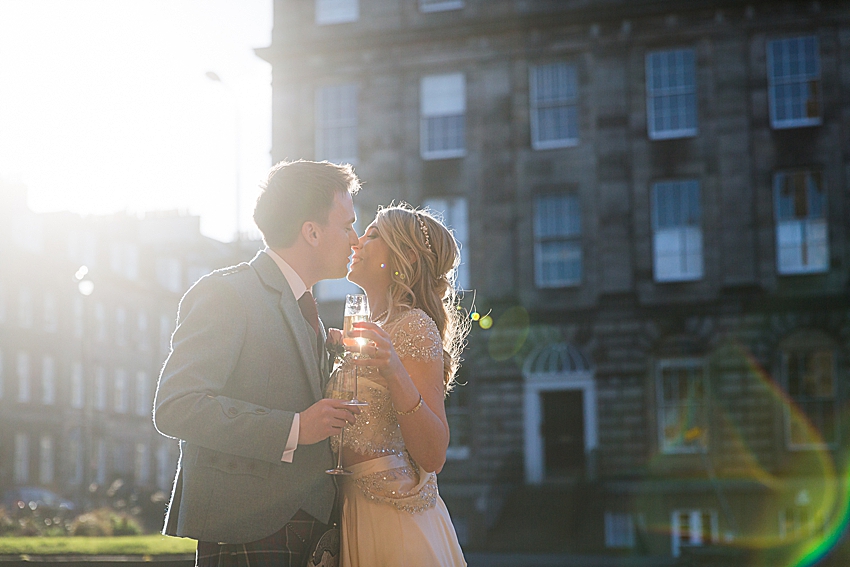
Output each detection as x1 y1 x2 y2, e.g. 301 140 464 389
657 359 707 453
671 510 717 557
419 0 463 12
424 197 470 290
72 296 83 338
39 435 54 485
95 438 107 485
533 193 581 288
774 170 828 275
646 49 697 139
768 36 821 128
71 362 84 409
109 242 139 280
781 344 836 448
18 288 32 328
94 302 107 342
530 63 579 149
156 258 183 293
605 512 636 548
137 312 150 351
43 293 57 332
17 351 30 403
69 429 84 485
42 356 55 405
652 180 703 282
135 443 150 485
157 442 175 492
94 366 107 411
14 433 29 483
315 84 358 164
114 368 128 413
135 371 150 416
115 307 127 346
421 73 466 159
315 0 358 25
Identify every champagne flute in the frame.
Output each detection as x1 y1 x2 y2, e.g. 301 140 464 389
325 363 354 476
342 294 369 407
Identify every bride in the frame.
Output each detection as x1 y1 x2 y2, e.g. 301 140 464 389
329 203 469 566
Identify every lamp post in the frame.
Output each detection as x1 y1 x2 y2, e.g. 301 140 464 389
205 71 242 241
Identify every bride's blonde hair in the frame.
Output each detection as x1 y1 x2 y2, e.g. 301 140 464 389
373 203 469 393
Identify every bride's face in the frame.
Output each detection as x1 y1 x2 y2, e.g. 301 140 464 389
347 222 393 291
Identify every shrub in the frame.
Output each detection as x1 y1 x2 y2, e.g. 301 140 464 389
69 508 142 537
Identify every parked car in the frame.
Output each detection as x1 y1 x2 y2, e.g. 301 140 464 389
3 487 76 516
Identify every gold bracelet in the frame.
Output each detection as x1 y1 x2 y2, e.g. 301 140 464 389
395 395 423 416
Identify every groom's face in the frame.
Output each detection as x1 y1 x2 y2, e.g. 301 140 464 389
315 191 358 280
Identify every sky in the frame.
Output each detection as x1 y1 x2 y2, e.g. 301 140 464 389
0 0 273 242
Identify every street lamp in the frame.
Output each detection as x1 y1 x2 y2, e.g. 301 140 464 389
205 71 242 241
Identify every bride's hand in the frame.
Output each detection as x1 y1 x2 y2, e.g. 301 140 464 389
347 322 406 381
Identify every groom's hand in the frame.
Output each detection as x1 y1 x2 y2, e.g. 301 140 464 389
298 399 360 445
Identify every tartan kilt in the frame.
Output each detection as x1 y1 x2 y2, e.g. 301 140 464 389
196 509 339 567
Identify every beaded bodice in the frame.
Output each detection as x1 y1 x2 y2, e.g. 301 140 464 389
328 308 443 458
326 308 443 514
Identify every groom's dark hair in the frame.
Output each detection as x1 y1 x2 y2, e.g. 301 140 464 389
254 160 360 248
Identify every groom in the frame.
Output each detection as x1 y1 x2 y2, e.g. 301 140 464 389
153 160 361 566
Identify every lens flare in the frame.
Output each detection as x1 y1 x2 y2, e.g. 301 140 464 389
487 306 529 361
634 341 848 566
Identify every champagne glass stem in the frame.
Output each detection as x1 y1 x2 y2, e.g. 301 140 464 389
336 428 345 470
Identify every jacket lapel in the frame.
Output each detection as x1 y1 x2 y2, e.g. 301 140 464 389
252 252 323 400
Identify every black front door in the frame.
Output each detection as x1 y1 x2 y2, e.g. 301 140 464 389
541 390 585 478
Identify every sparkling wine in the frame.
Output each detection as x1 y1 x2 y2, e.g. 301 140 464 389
329 389 355 401
343 314 369 348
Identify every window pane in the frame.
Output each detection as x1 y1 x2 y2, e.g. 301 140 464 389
768 36 821 128
316 84 358 163
534 194 582 287
315 0 358 25
646 49 697 138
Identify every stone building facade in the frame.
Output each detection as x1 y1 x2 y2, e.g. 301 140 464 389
259 0 849 557
0 182 257 522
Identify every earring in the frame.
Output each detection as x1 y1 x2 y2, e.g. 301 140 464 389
394 270 405 280
380 263 386 269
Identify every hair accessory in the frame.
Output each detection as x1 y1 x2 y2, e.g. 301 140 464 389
416 214 432 251
395 394 423 416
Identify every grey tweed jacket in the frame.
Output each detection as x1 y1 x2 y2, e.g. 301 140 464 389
153 250 335 544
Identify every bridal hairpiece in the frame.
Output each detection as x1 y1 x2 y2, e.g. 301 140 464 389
416 213 432 251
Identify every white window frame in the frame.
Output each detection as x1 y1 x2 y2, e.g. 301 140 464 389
671 509 718 557
652 180 703 282
315 83 358 165
315 0 358 25
530 62 579 149
774 170 828 275
135 442 150 485
656 358 708 454
419 0 463 12
767 36 821 129
69 428 84 485
533 193 582 288
646 49 698 140
420 73 466 160
423 197 470 291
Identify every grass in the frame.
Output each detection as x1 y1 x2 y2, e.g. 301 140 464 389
0 535 197 556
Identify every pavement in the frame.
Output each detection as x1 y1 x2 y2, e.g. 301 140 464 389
465 553 677 567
